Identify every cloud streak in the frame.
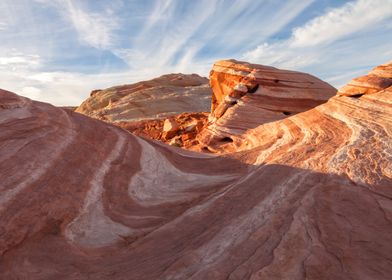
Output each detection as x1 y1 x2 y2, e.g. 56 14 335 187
290 0 392 47
244 0 392 86
0 0 391 105
0 22 6 31
59 0 118 49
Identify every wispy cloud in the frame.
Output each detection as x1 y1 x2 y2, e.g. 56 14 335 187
116 0 313 72
0 22 6 31
61 0 118 49
0 51 40 69
142 0 175 31
36 0 118 49
0 55 39 67
244 0 392 86
290 0 392 47
0 0 391 105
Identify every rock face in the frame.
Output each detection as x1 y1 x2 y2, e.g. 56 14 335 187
199 60 337 152
117 112 208 149
75 73 211 122
337 60 392 97
1 61 392 279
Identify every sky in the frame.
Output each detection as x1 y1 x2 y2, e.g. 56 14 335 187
0 0 391 106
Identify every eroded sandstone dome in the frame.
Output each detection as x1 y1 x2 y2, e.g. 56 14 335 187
76 73 211 122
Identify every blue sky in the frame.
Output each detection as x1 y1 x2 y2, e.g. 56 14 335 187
0 0 391 105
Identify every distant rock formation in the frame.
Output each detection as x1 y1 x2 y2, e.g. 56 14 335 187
76 61 336 151
75 73 211 122
337 60 392 97
198 59 337 152
0 60 391 279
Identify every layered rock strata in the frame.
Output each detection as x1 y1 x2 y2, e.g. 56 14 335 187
338 60 392 97
0 61 391 279
199 60 337 152
76 73 211 122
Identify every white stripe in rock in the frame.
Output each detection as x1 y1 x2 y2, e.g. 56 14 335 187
128 137 235 206
254 123 292 165
0 110 76 209
164 169 311 280
65 131 132 248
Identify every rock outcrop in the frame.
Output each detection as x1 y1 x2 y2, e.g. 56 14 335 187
0 60 391 279
76 73 211 122
337 61 392 97
75 62 336 152
198 60 337 152
116 112 208 149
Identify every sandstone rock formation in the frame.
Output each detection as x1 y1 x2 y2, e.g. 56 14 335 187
198 60 337 152
117 112 208 149
337 60 392 97
0 60 391 279
75 73 211 122
76 61 337 151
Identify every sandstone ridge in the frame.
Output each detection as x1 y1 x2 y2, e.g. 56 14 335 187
76 73 211 123
0 61 391 279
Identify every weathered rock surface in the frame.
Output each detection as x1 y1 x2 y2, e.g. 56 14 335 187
338 60 392 97
199 60 337 152
75 74 211 150
75 73 211 122
0 61 391 279
117 112 208 149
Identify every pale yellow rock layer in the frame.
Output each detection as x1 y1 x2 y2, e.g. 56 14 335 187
76 73 211 122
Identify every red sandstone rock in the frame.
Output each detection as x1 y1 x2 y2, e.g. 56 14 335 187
0 61 391 279
115 112 208 148
75 73 211 149
162 118 179 140
337 60 392 97
163 118 179 132
198 59 337 152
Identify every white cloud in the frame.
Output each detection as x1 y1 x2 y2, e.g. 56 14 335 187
0 56 31 65
143 0 174 31
117 0 314 73
0 52 41 70
66 1 117 49
244 43 319 69
125 0 221 69
0 22 6 30
2 67 187 106
0 56 40 66
21 86 42 99
175 46 203 73
243 0 392 86
28 72 57 83
2 0 391 107
1 0 316 106
290 0 392 47
44 0 118 49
